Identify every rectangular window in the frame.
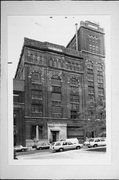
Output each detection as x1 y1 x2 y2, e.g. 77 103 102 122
52 101 61 106
31 104 43 113
52 93 61 100
71 103 79 111
88 86 94 94
51 79 61 86
52 86 61 93
71 110 78 119
52 113 62 118
98 88 104 96
87 73 94 81
32 90 42 99
52 106 62 113
70 86 79 94
70 94 79 102
88 81 94 86
87 69 93 74
97 75 103 83
88 94 94 101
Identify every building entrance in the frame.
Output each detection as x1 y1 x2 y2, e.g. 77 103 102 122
48 123 67 143
52 131 59 142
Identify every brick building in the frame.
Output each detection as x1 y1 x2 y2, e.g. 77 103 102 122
13 21 106 146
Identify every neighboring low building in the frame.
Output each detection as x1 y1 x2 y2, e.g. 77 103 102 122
13 21 106 147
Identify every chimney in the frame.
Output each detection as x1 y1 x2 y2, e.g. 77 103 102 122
75 23 78 51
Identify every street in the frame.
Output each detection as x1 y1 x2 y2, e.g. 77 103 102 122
16 147 108 164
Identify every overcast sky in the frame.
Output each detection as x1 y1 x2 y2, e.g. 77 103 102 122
8 15 110 78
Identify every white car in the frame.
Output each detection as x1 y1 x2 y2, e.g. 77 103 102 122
83 138 93 146
50 140 83 152
14 145 28 152
88 137 106 148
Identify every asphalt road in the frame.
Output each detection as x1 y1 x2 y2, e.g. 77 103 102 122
17 147 108 164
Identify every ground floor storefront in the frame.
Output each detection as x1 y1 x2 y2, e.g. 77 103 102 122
24 117 106 147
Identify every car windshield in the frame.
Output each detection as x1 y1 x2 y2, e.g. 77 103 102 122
55 142 61 146
89 139 94 142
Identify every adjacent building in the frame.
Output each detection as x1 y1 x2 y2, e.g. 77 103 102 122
13 21 106 146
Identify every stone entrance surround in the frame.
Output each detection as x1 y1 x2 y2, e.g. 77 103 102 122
48 123 67 143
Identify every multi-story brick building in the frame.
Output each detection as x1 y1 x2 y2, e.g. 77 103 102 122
13 21 106 146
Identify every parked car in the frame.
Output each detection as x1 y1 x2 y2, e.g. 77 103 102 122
36 142 50 150
83 138 94 147
50 140 83 152
60 138 79 144
32 140 50 150
14 145 28 152
88 137 106 148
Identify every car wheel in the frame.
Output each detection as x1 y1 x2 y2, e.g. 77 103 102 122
94 144 98 147
76 146 80 149
59 148 64 152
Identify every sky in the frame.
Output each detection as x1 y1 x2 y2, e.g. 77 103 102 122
8 15 110 78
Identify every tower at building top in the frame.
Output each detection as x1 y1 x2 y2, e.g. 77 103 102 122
80 21 104 34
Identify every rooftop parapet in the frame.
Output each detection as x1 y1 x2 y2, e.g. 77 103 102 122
80 21 104 33
24 37 83 58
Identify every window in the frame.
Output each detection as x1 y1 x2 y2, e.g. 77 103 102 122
87 61 93 69
70 77 79 85
97 63 103 72
67 142 73 145
52 86 61 93
32 72 41 83
52 101 61 106
51 78 61 86
49 58 53 66
71 110 78 119
87 69 93 74
31 104 43 113
70 86 79 94
52 113 62 118
70 94 79 102
98 83 103 88
88 86 94 94
55 142 61 146
32 90 42 99
51 76 61 86
97 75 103 83
88 94 94 101
88 81 94 86
87 73 94 81
98 88 104 96
52 106 61 113
71 103 79 110
95 139 100 142
63 142 67 146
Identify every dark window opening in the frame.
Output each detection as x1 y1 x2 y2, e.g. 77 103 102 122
52 86 61 93
71 110 78 119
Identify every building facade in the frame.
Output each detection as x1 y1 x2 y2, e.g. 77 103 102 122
13 21 106 146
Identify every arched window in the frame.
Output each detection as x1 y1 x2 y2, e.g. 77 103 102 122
58 60 61 68
54 60 57 67
31 72 42 83
49 58 53 67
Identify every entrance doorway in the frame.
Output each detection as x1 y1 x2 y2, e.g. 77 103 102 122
51 131 59 142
